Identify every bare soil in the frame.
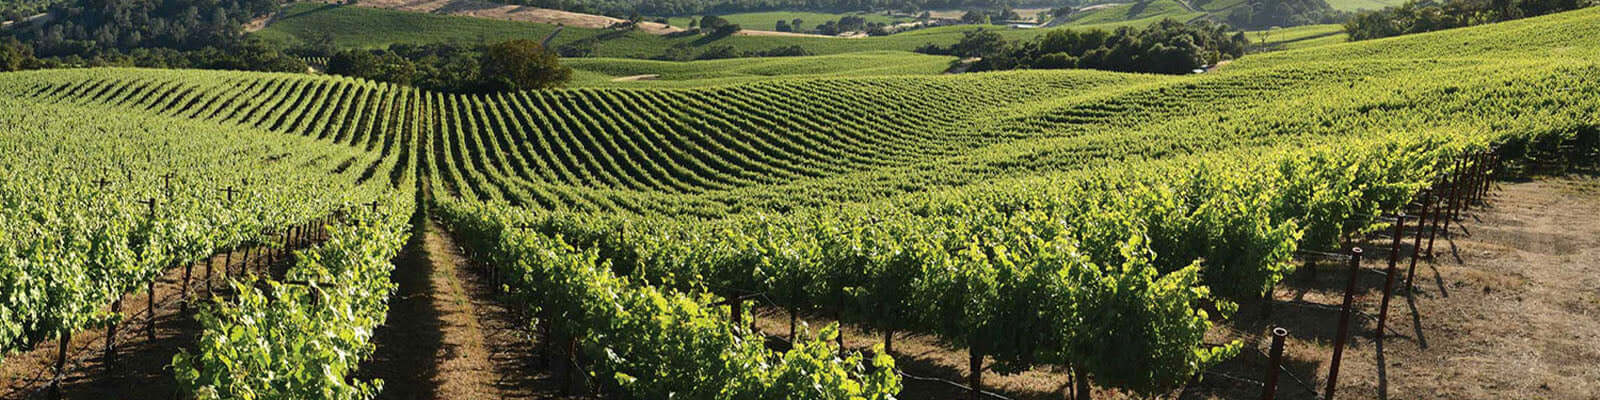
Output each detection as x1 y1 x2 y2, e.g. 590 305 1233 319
345 0 842 38
733 29 857 38
751 175 1600 400
351 0 682 34
358 218 559 400
0 240 318 400
609 74 659 82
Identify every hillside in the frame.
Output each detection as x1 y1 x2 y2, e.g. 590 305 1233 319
253 2 1204 59
16 7 1600 214
564 51 958 86
3 6 1599 400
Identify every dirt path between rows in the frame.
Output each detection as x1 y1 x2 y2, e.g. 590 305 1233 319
358 218 555 400
1191 174 1600 400
0 239 320 400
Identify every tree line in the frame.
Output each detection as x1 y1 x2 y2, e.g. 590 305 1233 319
323 40 572 92
1345 0 1593 40
1223 0 1349 29
0 0 304 72
0 0 573 93
918 19 1248 74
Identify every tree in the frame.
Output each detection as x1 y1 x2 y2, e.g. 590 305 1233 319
0 38 38 71
950 29 1007 58
480 39 571 91
1033 52 1078 69
997 8 1022 21
961 10 990 24
699 15 741 37
775 20 791 32
328 49 381 78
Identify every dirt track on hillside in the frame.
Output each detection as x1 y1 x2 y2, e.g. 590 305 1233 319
355 0 682 34
348 0 862 38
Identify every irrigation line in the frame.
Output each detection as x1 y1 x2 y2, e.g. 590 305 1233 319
894 368 1018 400
1296 249 1354 261
1244 343 1324 399
1202 370 1264 387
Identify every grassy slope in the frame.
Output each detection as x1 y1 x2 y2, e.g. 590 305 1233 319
253 2 1183 59
1061 0 1206 26
664 11 910 30
10 7 1600 213
564 51 955 87
1324 0 1406 12
1246 24 1348 51
254 3 570 49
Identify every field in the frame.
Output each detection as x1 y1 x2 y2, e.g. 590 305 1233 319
663 11 911 30
1058 0 1207 26
563 51 957 86
255 3 580 49
1324 0 1407 12
1247 24 1348 51
3 5 1600 400
254 2 1195 59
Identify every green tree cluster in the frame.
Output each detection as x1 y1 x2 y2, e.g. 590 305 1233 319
925 19 1248 74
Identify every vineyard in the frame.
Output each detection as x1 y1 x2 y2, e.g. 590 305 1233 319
2 5 1600 400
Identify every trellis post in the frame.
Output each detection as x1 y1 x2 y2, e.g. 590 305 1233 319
1324 247 1363 400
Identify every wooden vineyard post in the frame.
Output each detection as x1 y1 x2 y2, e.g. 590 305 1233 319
835 295 845 354
147 276 157 342
1075 367 1090 400
181 257 193 312
1443 157 1466 235
1477 152 1495 202
1407 190 1432 289
106 298 120 371
789 306 798 342
729 295 743 331
1472 151 1489 204
1376 214 1404 339
561 336 582 395
884 326 894 356
1425 183 1445 258
969 344 983 400
1261 327 1288 400
49 331 69 400
222 247 232 291
138 198 159 342
219 186 238 292
1324 247 1363 400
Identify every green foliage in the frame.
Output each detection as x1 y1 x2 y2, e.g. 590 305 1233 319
1225 0 1347 29
435 200 901 399
937 19 1248 73
0 92 413 363
1344 0 1589 40
481 39 573 90
172 197 414 400
6 9 1600 398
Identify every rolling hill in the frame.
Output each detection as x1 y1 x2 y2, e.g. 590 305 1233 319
3 6 1599 399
